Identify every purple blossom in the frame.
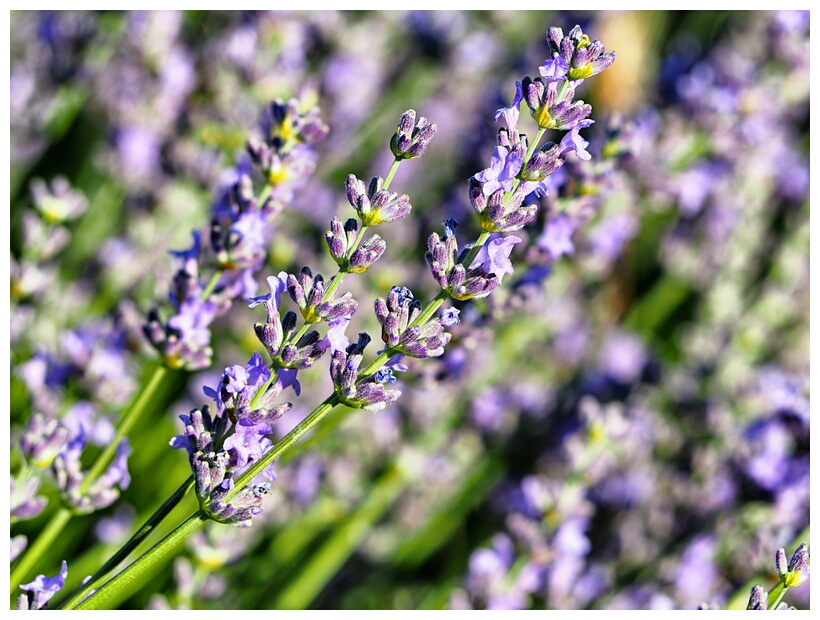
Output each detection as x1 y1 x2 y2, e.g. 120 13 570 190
475 146 523 195
471 235 523 282
493 81 523 130
223 417 272 468
440 307 461 326
322 316 352 354
557 119 594 161
18 560 68 610
275 368 301 397
248 273 289 320
540 55 569 80
167 299 217 348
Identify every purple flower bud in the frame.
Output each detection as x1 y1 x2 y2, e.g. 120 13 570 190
746 584 767 610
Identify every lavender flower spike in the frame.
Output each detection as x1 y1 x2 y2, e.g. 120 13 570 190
546 25 617 81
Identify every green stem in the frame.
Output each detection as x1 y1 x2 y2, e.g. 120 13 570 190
200 269 223 300
768 583 788 610
58 477 195 610
230 395 340 497
383 158 401 189
510 127 547 196
82 365 169 493
70 511 208 610
10 508 72 594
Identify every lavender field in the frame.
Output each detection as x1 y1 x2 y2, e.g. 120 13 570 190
9 10 810 610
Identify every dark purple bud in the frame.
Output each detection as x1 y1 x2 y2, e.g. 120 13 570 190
286 274 306 309
254 322 283 356
374 298 389 323
469 178 487 214
398 109 416 135
281 311 298 335
368 176 384 198
747 585 767 610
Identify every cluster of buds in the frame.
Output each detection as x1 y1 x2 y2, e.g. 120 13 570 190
285 266 358 325
204 476 270 527
390 109 437 160
374 286 452 358
776 543 810 588
469 175 539 233
247 97 329 194
521 75 590 131
261 98 329 148
325 217 386 273
345 174 412 226
426 219 502 299
546 25 617 81
53 435 132 514
249 274 353 370
514 24 614 133
171 353 290 526
330 334 401 411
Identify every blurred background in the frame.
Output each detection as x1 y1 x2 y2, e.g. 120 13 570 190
9 10 810 610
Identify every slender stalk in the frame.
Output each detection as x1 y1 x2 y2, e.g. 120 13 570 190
82 365 169 492
200 268 223 300
383 158 401 189
230 395 340 496
70 511 208 610
768 583 788 610
57 476 195 610
10 508 72 594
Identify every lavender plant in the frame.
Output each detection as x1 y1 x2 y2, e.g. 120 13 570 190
10 10 810 611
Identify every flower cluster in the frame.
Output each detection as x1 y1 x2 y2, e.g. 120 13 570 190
170 352 292 526
143 97 329 370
